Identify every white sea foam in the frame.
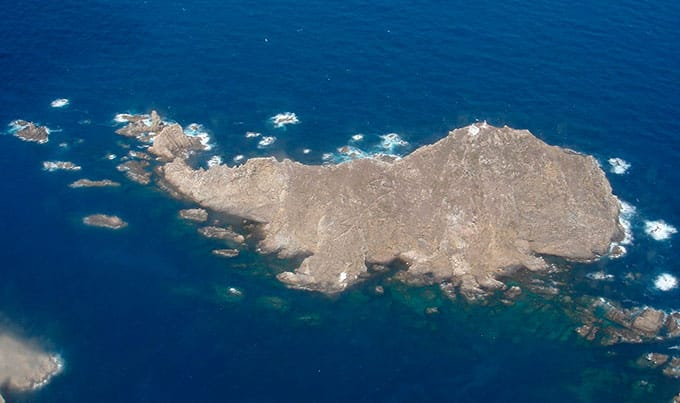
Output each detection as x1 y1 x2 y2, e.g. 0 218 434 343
8 120 29 133
105 153 117 160
618 200 636 245
42 161 82 172
258 136 276 148
184 123 213 151
644 220 678 241
351 134 364 141
271 112 299 128
380 133 408 150
608 157 631 175
322 153 334 161
50 98 69 108
302 148 312 154
586 271 614 281
233 155 245 163
207 156 223 167
245 131 261 138
654 273 678 291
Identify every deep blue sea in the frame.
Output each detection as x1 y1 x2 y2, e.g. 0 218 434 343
1 1 679 401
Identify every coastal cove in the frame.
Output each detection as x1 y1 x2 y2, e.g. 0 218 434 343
2 1 680 401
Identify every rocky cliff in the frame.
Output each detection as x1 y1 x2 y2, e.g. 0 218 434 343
157 123 623 296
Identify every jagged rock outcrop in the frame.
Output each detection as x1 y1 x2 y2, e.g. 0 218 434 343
115 110 165 139
157 123 623 295
148 124 204 161
11 120 49 144
0 333 62 391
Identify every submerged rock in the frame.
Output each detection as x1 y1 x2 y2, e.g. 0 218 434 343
0 333 62 391
83 214 128 230
157 124 622 294
179 208 208 222
69 178 120 188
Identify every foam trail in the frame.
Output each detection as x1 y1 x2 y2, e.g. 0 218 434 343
654 273 678 291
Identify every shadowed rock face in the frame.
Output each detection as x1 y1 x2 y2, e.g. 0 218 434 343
158 124 623 295
0 333 62 392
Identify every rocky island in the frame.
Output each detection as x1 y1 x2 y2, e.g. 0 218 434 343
82 214 128 230
0 333 63 394
143 121 623 298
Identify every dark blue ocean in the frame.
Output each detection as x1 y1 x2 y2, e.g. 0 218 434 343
1 1 679 401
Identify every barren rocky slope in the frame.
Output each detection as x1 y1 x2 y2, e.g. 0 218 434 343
158 123 623 296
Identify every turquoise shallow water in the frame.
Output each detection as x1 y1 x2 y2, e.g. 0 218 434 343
1 1 679 401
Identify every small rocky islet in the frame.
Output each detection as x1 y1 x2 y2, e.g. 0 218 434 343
4 110 680 394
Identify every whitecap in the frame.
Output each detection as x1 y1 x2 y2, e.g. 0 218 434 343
184 123 213 151
50 98 69 108
351 134 364 141
258 136 276 148
644 220 677 241
105 153 117 160
233 155 245 163
608 157 631 175
207 156 223 167
380 133 408 151
270 112 299 128
245 131 261 138
302 148 312 154
322 153 334 161
654 273 678 291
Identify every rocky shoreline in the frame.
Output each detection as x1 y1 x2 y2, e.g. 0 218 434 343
0 333 63 393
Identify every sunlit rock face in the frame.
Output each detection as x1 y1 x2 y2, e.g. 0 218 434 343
0 333 63 392
158 123 623 295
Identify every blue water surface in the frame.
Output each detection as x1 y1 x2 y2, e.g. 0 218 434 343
1 1 679 401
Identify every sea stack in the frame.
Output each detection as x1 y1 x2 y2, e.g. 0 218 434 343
156 123 623 297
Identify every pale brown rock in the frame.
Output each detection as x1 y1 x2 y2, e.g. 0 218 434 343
115 110 165 139
83 214 128 230
198 226 245 244
12 120 49 144
179 208 208 222
663 357 680 379
632 308 666 335
148 124 204 161
117 160 151 185
0 333 62 391
636 352 669 368
158 124 623 294
69 178 120 188
212 248 240 258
